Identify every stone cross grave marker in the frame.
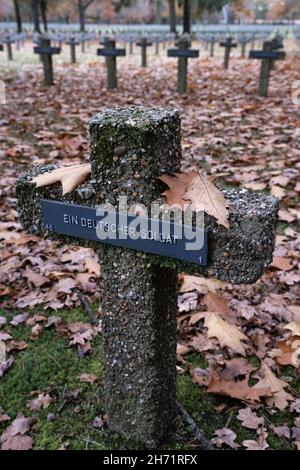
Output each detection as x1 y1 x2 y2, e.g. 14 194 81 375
167 35 199 94
220 36 237 69
136 37 153 67
34 37 61 86
237 34 252 58
269 36 284 70
249 40 285 97
153 35 161 55
2 34 15 61
17 106 278 447
65 36 80 64
207 34 217 58
97 39 126 89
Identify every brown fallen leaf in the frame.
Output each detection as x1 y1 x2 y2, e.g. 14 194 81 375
27 393 52 412
10 312 29 327
242 428 269 451
203 291 231 318
32 163 91 195
1 435 33 451
84 257 100 276
211 428 238 449
270 425 290 439
1 413 31 440
204 312 248 356
271 256 293 272
237 407 264 430
220 358 256 381
0 408 10 424
6 340 27 353
0 357 14 378
23 270 49 288
191 367 212 387
253 362 293 410
179 274 226 293
92 415 107 428
284 322 300 337
79 373 97 384
158 170 229 228
207 374 270 404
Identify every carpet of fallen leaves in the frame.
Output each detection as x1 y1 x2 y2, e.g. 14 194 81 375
0 39 300 450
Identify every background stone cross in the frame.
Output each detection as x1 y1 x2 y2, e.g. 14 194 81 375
220 36 237 69
97 38 126 89
34 36 61 86
17 106 278 447
136 37 153 67
249 40 285 97
167 35 199 94
65 36 80 64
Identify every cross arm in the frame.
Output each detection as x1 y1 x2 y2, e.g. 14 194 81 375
16 165 279 285
249 50 285 60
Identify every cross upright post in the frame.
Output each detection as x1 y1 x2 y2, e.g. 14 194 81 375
34 36 61 86
16 106 278 447
208 35 216 57
249 40 285 97
3 34 14 61
97 39 126 89
136 37 153 67
220 36 237 69
167 34 199 94
65 36 80 64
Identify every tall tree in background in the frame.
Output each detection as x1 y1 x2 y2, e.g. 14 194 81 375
40 0 48 31
31 0 41 32
78 0 95 32
183 0 190 33
13 0 22 32
168 0 176 33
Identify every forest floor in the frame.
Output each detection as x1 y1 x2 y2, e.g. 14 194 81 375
0 40 299 450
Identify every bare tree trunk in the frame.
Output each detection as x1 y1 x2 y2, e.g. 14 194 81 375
13 0 22 33
156 0 162 24
78 0 95 33
183 0 191 34
40 0 48 32
31 0 40 33
78 0 85 32
168 0 176 33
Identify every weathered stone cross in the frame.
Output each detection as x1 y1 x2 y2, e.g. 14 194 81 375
249 40 285 97
97 39 126 89
220 36 237 69
206 34 216 58
34 37 61 86
237 34 252 58
136 37 153 67
2 34 15 61
65 36 80 64
167 35 199 94
17 106 278 447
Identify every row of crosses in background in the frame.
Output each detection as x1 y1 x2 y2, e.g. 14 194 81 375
29 33 286 97
0 32 27 61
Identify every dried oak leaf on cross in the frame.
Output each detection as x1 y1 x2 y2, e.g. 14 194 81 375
158 170 229 228
32 163 91 195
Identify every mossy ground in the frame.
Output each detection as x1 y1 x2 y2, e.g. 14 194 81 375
0 307 297 450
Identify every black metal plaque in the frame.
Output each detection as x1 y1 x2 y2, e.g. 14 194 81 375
97 48 126 57
167 49 199 58
249 50 285 60
41 200 208 266
34 46 61 55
